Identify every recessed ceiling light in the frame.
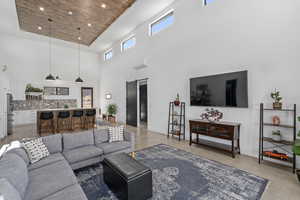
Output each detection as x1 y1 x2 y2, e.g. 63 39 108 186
78 37 81 40
101 3 107 8
68 11 73 15
88 23 92 27
39 7 44 11
38 26 42 30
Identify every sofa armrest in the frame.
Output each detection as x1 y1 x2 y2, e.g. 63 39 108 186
124 130 135 151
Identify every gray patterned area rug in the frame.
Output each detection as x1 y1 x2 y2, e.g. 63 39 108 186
75 144 268 200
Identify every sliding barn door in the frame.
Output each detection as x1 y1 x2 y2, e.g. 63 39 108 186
126 81 137 127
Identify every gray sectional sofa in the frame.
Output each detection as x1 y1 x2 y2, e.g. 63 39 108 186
0 128 135 200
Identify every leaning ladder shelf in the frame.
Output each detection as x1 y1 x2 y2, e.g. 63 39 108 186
259 103 297 173
167 102 186 141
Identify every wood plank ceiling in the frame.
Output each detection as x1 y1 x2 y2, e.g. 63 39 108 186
15 0 135 46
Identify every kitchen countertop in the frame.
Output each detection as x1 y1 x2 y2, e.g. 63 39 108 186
37 107 97 112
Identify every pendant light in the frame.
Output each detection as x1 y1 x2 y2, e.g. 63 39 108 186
75 27 83 83
45 18 55 80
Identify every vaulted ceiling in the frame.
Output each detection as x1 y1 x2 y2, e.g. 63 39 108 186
15 0 135 46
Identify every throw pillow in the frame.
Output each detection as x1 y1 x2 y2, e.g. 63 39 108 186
108 126 124 143
22 138 50 164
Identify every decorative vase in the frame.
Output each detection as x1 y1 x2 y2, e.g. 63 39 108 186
174 100 180 106
272 116 281 126
273 102 282 110
272 134 281 142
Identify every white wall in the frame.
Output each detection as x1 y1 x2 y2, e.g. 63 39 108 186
0 33 101 126
0 33 101 107
99 0 300 159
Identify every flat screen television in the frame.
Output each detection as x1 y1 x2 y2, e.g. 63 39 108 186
190 70 248 108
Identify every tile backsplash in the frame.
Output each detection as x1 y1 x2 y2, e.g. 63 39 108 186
12 99 77 111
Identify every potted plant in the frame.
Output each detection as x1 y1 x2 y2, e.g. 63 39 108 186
271 89 282 110
174 93 180 106
107 104 118 123
292 116 300 182
271 130 281 142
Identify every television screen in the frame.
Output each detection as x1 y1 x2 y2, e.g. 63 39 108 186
190 71 248 108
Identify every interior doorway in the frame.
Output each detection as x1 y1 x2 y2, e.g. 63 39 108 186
126 78 148 128
139 80 148 129
81 87 93 108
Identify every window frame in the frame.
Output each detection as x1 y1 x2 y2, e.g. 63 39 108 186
203 0 214 6
121 35 136 52
104 49 113 61
149 9 174 36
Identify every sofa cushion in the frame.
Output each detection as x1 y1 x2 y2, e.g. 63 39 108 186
63 131 94 151
97 141 131 154
42 134 62 154
63 146 103 164
94 129 109 144
0 153 28 199
0 178 22 200
108 126 124 143
42 184 87 200
22 138 50 164
25 160 77 200
7 147 30 165
28 153 65 171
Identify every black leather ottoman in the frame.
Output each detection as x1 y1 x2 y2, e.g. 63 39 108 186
103 153 152 200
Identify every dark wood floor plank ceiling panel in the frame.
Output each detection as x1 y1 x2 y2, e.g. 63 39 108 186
15 0 135 46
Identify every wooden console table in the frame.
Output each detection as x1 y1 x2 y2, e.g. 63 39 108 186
189 120 241 158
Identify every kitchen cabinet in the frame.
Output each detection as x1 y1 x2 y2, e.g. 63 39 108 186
0 71 10 139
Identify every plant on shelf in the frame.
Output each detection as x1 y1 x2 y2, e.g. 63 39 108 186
293 116 300 181
271 130 281 142
174 93 180 106
270 89 283 110
25 84 43 93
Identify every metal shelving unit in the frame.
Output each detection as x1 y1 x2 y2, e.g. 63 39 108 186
259 103 296 173
167 102 185 141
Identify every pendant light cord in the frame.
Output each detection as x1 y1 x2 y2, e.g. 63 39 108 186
78 27 81 77
49 19 52 75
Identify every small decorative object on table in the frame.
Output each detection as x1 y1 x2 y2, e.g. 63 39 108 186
64 104 69 109
271 89 283 110
272 115 280 125
174 93 180 106
129 152 136 159
271 130 281 142
200 108 223 122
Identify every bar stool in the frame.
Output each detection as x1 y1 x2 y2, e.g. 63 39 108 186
39 112 55 135
84 109 96 130
72 110 84 131
57 111 71 133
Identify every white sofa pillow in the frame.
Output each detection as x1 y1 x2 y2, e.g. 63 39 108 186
108 126 124 143
22 138 50 164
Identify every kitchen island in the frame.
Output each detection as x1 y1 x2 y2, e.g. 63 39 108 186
37 108 97 135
